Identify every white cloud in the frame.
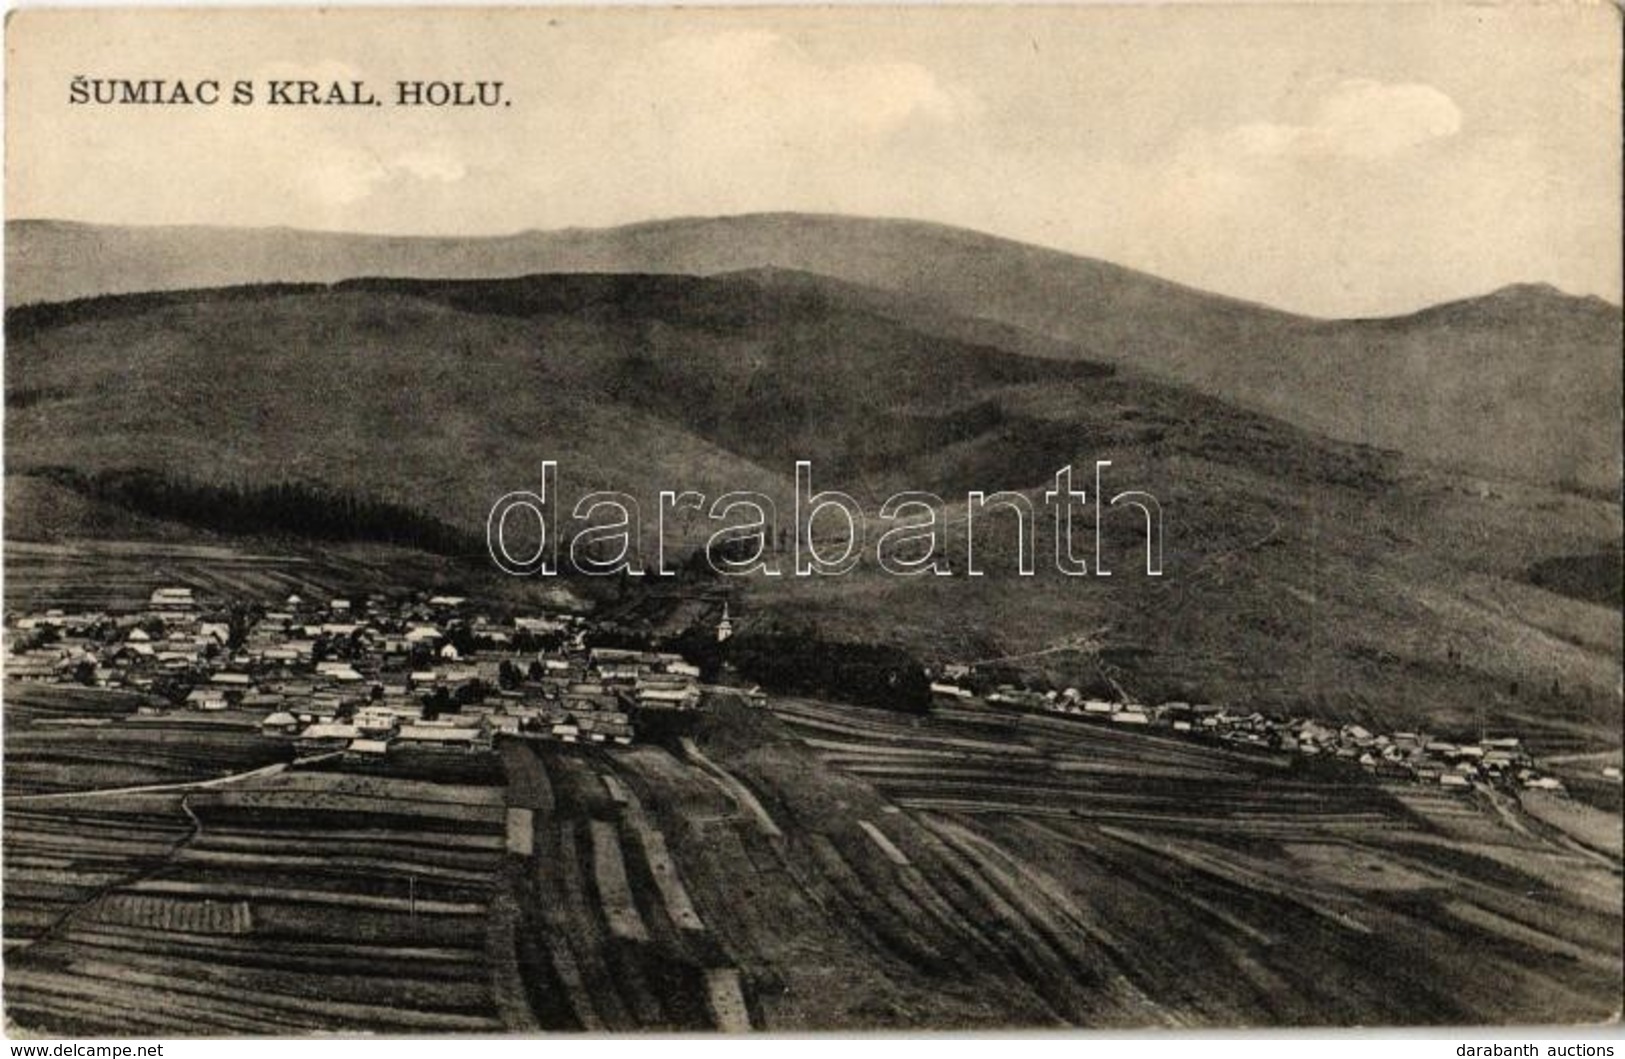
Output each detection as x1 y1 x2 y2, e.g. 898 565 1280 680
640 30 976 140
1232 79 1463 159
394 150 468 184
307 149 389 206
301 145 469 210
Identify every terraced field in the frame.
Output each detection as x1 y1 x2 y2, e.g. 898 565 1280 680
3 767 511 1034
4 684 294 796
6 692 1619 1032
3 795 192 956
1 538 522 616
4 540 380 614
499 702 1217 1029
498 740 730 1031
741 696 1623 1026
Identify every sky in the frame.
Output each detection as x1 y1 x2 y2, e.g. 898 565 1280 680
5 5 1621 317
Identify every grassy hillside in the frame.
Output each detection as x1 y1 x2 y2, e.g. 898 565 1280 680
5 271 1620 748
10 215 1620 490
3 270 1382 517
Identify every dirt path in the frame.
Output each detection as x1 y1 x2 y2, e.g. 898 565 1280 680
1481 784 1622 868
18 792 206 954
9 753 340 804
679 737 782 838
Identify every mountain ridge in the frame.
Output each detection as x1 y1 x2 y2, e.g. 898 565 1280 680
17 213 1617 319
6 213 1620 492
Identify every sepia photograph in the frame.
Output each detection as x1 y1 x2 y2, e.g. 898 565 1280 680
1 3 1621 1039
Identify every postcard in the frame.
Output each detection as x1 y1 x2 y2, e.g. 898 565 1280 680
3 4 1620 1036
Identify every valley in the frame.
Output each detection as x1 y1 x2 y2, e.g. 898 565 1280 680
4 216 1619 1034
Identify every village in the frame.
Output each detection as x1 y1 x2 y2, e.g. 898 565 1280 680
4 578 1622 1035
923 673 1611 798
3 586 720 758
2 585 1613 801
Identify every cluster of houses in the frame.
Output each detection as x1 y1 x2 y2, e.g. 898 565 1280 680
5 587 711 758
930 676 1578 796
5 588 1601 797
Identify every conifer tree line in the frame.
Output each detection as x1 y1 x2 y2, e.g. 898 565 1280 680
32 466 478 556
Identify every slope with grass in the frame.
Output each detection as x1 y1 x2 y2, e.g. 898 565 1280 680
4 270 1620 746
10 215 1619 490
